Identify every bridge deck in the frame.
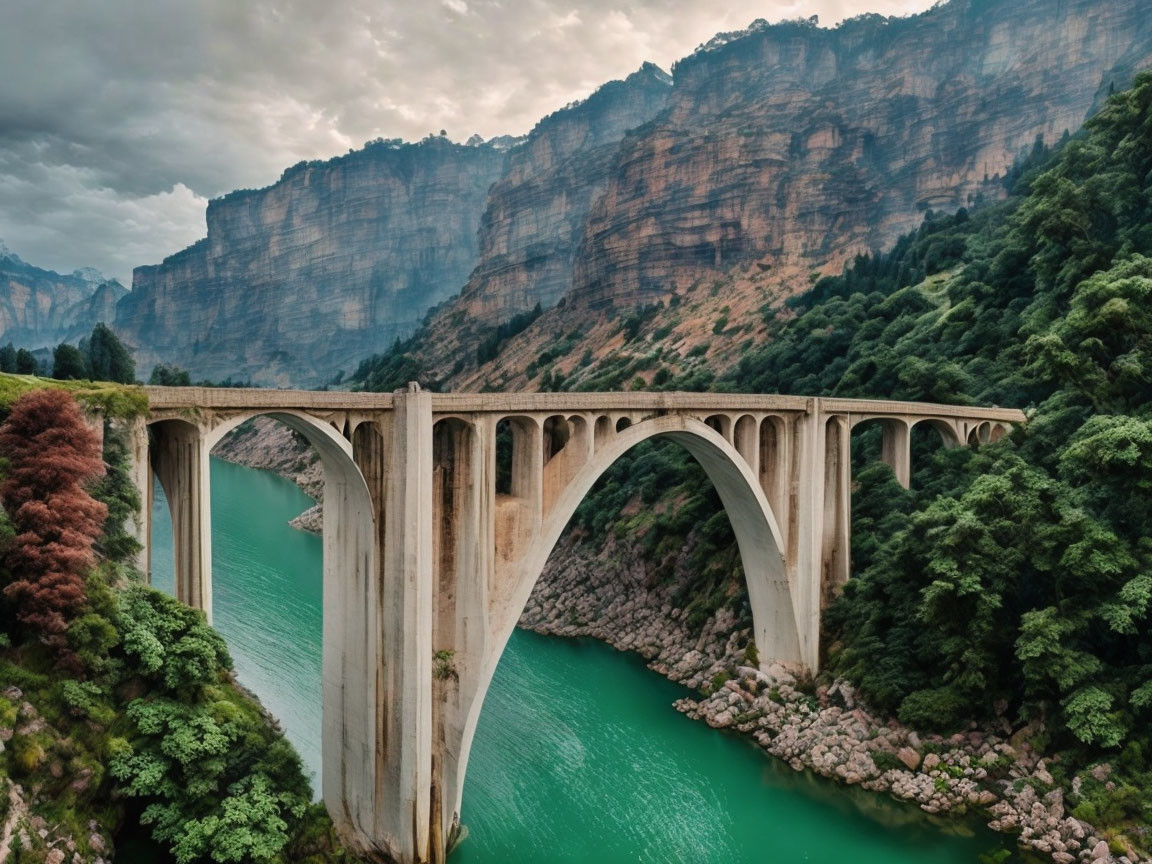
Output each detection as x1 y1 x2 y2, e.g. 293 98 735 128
142 386 1026 424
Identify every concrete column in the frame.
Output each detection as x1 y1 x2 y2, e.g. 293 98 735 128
510 417 542 510
430 417 491 859
788 404 850 671
150 420 212 619
378 385 434 863
734 415 758 475
881 419 911 489
351 421 386 847
787 408 824 672
759 417 790 549
542 415 589 518
822 413 851 606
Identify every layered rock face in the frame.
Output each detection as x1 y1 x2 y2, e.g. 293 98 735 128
116 65 672 386
0 246 126 349
568 0 1152 308
113 0 1152 387
368 0 1152 391
115 139 508 385
447 63 671 324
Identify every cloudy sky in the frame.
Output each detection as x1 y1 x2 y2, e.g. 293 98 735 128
0 0 933 284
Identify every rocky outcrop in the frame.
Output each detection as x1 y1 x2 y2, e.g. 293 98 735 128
372 0 1152 390
0 686 114 864
115 138 509 386
0 244 126 349
117 63 673 387
95 0 1152 389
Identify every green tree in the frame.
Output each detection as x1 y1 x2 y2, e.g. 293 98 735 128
52 343 88 379
14 348 38 374
149 363 193 387
82 323 136 384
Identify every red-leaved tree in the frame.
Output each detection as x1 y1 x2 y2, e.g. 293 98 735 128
1 389 107 654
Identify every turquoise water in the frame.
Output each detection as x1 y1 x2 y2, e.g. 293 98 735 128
150 457 1017 863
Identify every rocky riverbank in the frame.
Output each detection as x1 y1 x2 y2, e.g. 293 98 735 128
521 533 1148 864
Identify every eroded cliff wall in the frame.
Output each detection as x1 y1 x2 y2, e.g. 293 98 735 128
115 138 508 385
115 0 1152 388
377 0 1152 390
568 0 1152 309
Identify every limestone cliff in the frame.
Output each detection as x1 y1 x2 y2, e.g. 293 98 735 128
418 63 672 357
115 138 509 386
117 64 673 386
0 244 126 349
569 0 1152 309
367 0 1152 391
114 0 1152 388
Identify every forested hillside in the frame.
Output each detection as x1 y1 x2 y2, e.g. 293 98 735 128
549 72 1152 853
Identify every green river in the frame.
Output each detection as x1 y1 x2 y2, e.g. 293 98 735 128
146 457 1019 863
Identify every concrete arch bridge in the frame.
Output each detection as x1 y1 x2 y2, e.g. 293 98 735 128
123 385 1024 864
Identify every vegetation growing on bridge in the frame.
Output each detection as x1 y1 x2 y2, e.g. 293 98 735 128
0 371 148 417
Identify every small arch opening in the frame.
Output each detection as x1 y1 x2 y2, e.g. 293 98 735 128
495 416 538 499
913 418 961 449
733 414 757 467
968 421 992 445
704 414 732 441
594 415 612 448
543 415 570 465
615 416 632 433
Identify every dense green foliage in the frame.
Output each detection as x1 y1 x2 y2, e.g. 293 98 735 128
148 364 256 388
0 343 39 374
43 324 138 383
347 333 435 393
347 301 547 392
476 302 542 365
150 363 194 386
746 77 1152 758
0 391 360 863
52 343 89 380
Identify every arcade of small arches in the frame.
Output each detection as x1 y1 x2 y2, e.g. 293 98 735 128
118 385 1024 864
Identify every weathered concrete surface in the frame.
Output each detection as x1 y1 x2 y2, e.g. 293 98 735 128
131 385 1024 863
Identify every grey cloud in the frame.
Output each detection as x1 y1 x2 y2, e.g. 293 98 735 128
0 0 933 282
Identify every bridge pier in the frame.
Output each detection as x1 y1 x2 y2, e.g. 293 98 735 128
129 387 1023 864
149 419 213 617
377 386 435 862
880 419 912 489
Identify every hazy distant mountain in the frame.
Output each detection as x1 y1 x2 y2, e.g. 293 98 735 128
0 241 126 350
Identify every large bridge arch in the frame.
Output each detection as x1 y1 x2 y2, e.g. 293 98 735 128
147 408 381 845
445 413 800 835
